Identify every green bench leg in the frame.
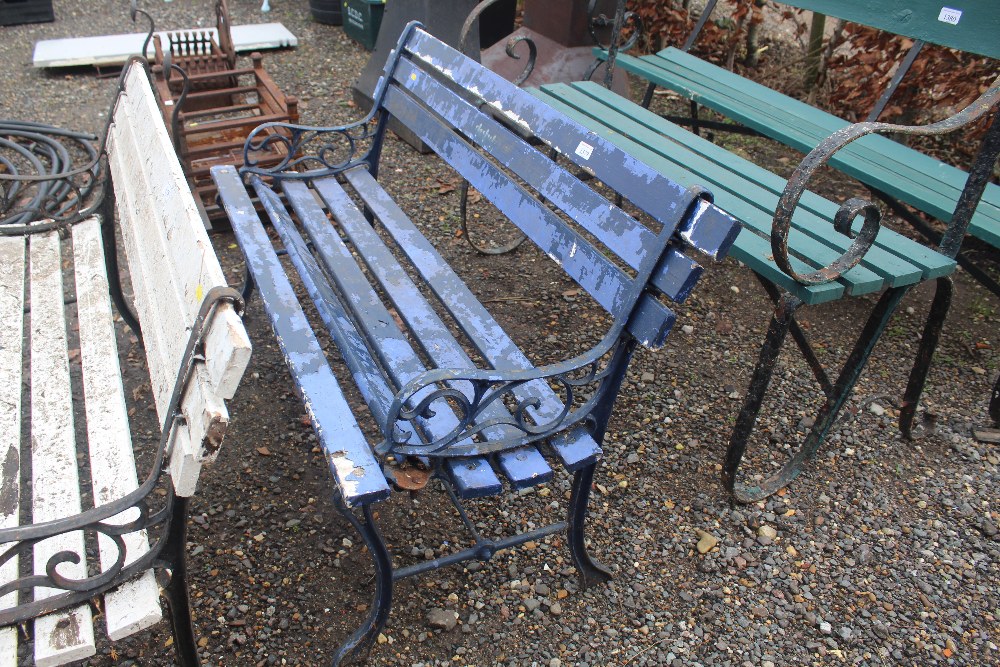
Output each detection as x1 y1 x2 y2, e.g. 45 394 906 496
724 286 915 503
900 276 954 438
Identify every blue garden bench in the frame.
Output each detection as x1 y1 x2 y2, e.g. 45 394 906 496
535 0 1000 502
211 23 738 665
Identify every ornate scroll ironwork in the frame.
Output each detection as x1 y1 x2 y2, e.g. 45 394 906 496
240 116 382 179
382 331 632 457
771 75 1000 285
0 286 244 626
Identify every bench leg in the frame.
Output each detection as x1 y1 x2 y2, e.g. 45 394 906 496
725 287 911 503
331 498 393 667
567 461 612 588
990 373 1000 427
900 276 953 438
160 495 201 667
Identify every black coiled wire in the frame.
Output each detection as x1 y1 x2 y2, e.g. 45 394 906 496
0 120 104 235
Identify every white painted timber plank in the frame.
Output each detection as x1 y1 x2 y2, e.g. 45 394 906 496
72 218 161 640
169 423 202 498
106 123 232 448
0 236 25 666
112 64 250 405
105 139 226 494
28 231 96 666
32 22 298 68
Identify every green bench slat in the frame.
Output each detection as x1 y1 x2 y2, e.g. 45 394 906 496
559 83 944 285
532 86 845 304
600 47 1000 252
536 83 955 301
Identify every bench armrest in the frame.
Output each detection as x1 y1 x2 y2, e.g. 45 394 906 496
772 75 1000 285
383 327 631 458
240 112 381 179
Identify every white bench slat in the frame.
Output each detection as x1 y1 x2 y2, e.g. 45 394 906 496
115 65 250 405
105 133 225 493
72 218 161 640
28 231 96 666
0 236 26 666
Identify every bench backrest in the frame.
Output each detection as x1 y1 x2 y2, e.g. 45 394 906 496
372 26 738 348
106 62 251 495
778 0 998 58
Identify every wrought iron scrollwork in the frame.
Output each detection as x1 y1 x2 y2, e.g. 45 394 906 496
584 0 642 87
381 330 631 457
772 75 1000 285
241 117 382 179
0 286 244 626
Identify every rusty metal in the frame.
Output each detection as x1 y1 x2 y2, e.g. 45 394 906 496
139 0 298 223
771 77 1000 285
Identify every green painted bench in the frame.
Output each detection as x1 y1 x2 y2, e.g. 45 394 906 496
534 0 1000 502
596 0 1000 293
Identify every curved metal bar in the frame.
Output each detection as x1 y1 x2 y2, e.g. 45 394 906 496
383 190 699 457
771 76 1000 285
241 23 425 181
167 62 192 155
457 178 527 254
505 35 538 87
383 332 627 457
130 0 156 59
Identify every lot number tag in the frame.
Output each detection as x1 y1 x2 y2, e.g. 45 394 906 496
937 7 962 24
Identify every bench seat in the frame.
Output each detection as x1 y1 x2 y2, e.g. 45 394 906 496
533 81 956 305
0 62 250 666
597 46 1000 250
213 23 739 663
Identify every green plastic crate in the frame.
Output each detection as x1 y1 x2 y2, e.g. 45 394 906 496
343 0 385 51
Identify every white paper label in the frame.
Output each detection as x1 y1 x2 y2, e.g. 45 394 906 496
938 7 962 24
575 141 594 160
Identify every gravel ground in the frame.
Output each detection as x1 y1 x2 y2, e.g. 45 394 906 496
3 2 999 666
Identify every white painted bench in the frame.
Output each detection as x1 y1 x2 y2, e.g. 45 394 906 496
0 60 251 666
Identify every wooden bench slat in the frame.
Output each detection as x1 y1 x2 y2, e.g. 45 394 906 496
562 81 958 282
276 179 506 497
71 218 162 640
291 178 554 489
618 47 1000 251
535 83 958 299
0 236 25 666
406 30 696 232
343 168 604 470
28 231 96 666
213 165 391 506
383 86 678 347
114 65 251 406
532 85 853 304
657 49 981 210
106 130 223 493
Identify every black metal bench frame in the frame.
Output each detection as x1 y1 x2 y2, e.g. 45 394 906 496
213 22 739 665
569 0 1000 502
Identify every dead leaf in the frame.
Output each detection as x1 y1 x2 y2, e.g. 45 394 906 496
389 462 431 490
256 446 272 456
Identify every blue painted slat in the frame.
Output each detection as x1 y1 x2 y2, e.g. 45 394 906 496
306 176 554 490
404 28 699 238
211 165 390 506
280 179 504 498
382 86 677 347
343 167 602 471
561 81 956 283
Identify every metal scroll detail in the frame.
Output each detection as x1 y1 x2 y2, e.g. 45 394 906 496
584 0 641 87
0 287 244 626
241 117 381 179
772 75 1000 285
381 325 632 458
459 0 537 87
